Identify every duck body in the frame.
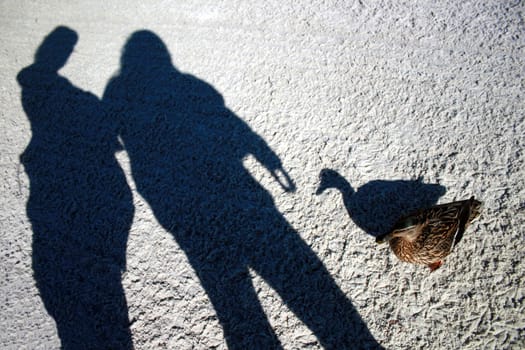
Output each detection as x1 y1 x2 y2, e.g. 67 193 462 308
378 196 482 271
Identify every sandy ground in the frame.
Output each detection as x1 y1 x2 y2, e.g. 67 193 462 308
1 1 524 349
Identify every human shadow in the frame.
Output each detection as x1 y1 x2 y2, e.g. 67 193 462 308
103 30 384 349
316 169 446 237
18 27 134 349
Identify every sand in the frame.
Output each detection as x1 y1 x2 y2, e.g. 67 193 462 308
1 1 524 349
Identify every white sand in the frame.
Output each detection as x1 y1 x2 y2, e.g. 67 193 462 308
1 1 524 349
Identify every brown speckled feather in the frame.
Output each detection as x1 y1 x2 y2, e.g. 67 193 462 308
383 196 482 269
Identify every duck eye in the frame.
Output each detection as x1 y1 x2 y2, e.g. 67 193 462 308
395 217 415 230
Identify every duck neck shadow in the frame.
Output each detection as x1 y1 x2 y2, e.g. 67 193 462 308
316 168 356 221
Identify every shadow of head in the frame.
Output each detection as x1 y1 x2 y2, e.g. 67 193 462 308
120 30 173 74
316 168 446 237
34 26 78 72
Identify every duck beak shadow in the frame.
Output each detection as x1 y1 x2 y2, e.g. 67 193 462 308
376 233 391 244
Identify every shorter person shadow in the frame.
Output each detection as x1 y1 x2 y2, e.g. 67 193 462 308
316 169 446 237
18 27 133 349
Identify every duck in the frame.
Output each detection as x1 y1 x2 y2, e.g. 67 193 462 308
376 196 482 271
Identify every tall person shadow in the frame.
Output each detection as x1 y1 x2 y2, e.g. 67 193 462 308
18 27 134 348
104 30 384 349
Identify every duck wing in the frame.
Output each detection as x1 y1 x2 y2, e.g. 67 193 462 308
425 198 474 252
452 197 477 248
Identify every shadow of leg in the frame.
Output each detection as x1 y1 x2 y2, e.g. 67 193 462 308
250 219 384 350
194 262 283 350
34 238 132 349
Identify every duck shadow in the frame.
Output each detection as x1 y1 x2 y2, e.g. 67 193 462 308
316 169 446 237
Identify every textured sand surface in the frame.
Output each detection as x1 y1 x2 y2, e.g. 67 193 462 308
1 1 524 349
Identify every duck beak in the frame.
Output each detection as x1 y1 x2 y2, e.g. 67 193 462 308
376 234 389 244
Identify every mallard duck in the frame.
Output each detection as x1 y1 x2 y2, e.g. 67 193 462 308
376 196 482 271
